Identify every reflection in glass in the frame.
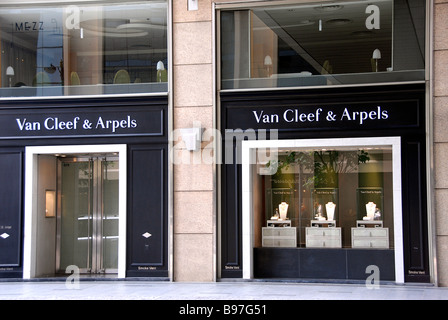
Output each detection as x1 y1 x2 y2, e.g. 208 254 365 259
221 0 425 89
59 158 119 274
255 147 394 249
0 1 167 97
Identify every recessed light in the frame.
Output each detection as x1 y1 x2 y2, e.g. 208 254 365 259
352 30 374 37
314 5 344 12
326 18 352 26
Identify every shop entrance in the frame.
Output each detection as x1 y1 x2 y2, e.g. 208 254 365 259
56 155 119 274
24 145 127 279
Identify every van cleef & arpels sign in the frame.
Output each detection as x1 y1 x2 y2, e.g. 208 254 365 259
226 99 420 131
0 106 164 139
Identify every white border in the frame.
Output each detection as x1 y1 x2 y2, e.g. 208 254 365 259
23 144 127 279
241 137 404 283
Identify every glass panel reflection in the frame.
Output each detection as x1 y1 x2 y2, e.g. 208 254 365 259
0 1 167 97
255 147 394 249
102 159 119 271
221 0 425 89
59 161 92 272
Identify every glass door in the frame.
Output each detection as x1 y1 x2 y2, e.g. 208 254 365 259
56 155 119 274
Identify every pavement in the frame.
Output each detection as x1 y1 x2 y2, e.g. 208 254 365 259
1 279 446 319
0 279 447 301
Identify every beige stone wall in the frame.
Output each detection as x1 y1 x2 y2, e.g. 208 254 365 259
172 0 215 281
434 0 448 286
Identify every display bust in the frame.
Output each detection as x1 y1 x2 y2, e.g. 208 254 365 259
278 202 288 220
365 202 376 220
326 202 336 221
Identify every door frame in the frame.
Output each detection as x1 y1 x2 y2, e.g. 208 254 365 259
23 144 127 279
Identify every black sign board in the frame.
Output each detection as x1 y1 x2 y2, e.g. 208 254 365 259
0 151 22 269
225 99 420 131
0 105 164 139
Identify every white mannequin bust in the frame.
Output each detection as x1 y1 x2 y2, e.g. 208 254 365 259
279 202 289 220
366 202 376 220
326 202 336 221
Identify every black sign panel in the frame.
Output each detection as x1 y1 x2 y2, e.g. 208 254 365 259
127 145 168 277
0 105 164 139
0 151 22 268
225 99 420 131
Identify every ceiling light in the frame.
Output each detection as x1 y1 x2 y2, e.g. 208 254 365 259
116 23 166 30
326 19 352 26
314 5 343 12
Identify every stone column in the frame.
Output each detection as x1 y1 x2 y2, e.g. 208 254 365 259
434 0 448 286
172 0 215 281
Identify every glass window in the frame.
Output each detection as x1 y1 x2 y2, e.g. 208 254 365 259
0 1 167 97
221 0 425 90
253 145 394 249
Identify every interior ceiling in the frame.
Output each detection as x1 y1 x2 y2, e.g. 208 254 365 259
259 1 392 42
253 0 393 74
0 2 167 54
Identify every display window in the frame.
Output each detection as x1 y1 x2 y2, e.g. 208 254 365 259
241 137 404 281
220 0 425 90
256 146 393 249
0 0 168 97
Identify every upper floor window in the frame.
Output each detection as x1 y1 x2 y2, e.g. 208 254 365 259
0 1 168 97
220 0 425 90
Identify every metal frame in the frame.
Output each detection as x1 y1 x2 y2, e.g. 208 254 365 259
425 0 437 286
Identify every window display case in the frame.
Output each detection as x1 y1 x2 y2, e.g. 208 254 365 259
351 188 389 248
262 194 297 247
265 188 295 222
262 220 297 248
241 136 405 281
356 188 384 221
351 220 389 248
312 188 338 222
305 226 342 248
255 145 393 250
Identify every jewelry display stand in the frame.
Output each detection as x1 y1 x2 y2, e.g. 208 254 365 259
305 220 341 248
262 220 297 247
351 220 389 248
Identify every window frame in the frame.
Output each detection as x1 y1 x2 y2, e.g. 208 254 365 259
241 136 404 282
217 0 428 92
0 0 171 100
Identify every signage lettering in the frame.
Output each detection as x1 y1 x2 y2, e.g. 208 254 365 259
251 106 388 126
340 106 388 124
95 116 137 133
283 108 322 123
225 99 419 131
16 118 40 131
15 115 137 133
44 117 80 131
15 22 44 32
0 105 165 139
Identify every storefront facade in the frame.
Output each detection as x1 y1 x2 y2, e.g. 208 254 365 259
220 84 428 283
0 0 171 279
0 0 447 286
218 0 434 284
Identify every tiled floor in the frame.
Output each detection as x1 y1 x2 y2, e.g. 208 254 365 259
0 280 447 300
